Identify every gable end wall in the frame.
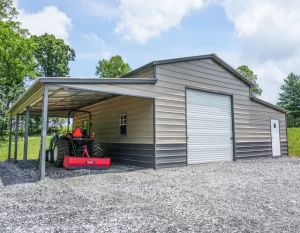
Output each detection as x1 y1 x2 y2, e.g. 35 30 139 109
154 59 287 168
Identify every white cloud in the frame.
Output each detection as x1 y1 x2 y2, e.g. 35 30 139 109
255 62 286 103
223 0 300 61
115 0 206 43
14 0 72 43
77 33 112 61
221 0 300 104
80 0 119 19
83 32 105 45
102 51 112 60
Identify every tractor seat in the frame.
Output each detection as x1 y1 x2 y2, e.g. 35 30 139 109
72 127 83 138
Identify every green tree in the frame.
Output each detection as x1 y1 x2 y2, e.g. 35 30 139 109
0 0 17 20
236 65 262 97
95 55 131 78
0 22 36 86
31 34 76 127
0 0 37 135
31 33 76 77
277 73 300 127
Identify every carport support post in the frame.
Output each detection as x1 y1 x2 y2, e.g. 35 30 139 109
40 86 48 179
14 114 19 162
23 106 30 165
7 118 13 160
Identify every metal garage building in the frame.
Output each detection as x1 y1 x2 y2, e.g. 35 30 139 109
7 54 289 178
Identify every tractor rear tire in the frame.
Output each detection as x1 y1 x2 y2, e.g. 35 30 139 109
53 138 69 167
88 140 102 158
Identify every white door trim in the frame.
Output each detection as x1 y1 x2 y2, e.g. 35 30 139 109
270 119 281 157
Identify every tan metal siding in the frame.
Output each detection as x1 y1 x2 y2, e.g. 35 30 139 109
155 59 287 167
155 59 249 146
69 58 287 169
72 96 155 168
73 96 154 144
125 67 154 79
235 100 287 158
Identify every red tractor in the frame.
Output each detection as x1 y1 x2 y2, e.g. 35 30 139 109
52 110 111 169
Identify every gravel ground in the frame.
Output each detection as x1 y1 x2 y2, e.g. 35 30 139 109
0 160 141 186
1 157 300 232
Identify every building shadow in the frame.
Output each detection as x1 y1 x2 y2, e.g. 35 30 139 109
0 160 143 186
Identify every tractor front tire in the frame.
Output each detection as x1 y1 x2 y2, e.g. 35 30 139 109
47 149 54 163
88 140 102 158
53 138 69 167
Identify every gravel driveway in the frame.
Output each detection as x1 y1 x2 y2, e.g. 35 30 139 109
1 157 300 232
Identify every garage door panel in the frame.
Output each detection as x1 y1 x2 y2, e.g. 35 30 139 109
188 157 231 164
187 104 231 110
187 121 232 127
188 144 233 148
187 115 232 121
188 129 232 134
187 89 233 164
187 112 232 119
189 138 232 142
187 108 231 115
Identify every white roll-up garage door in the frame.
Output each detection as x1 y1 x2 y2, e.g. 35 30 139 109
186 89 233 164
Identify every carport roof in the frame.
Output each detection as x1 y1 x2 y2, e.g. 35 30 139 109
8 77 157 117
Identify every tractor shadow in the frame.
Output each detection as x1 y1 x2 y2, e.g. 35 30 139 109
0 160 143 186
46 162 143 180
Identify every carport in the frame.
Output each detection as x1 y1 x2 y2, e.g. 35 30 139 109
7 77 156 179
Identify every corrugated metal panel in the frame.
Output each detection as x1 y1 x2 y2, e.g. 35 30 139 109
125 67 154 79
73 95 155 168
281 140 288 156
236 142 272 158
235 100 287 158
154 58 287 168
102 143 155 168
186 89 233 164
156 144 186 169
73 96 154 144
73 58 287 168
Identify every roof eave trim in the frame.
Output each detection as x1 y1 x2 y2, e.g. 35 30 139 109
210 54 254 87
8 78 42 115
152 54 214 66
39 78 157 84
250 97 290 114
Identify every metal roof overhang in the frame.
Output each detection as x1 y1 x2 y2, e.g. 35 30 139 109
8 77 157 117
250 97 290 114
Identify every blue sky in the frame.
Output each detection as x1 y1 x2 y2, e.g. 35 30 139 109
14 0 300 104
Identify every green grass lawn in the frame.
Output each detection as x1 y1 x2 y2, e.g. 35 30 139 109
287 128 300 156
0 136 51 161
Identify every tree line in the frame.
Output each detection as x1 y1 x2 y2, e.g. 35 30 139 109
236 65 300 127
1 0 299 139
0 0 131 138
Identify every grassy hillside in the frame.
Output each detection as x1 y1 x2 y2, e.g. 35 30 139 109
0 136 51 161
288 128 300 156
